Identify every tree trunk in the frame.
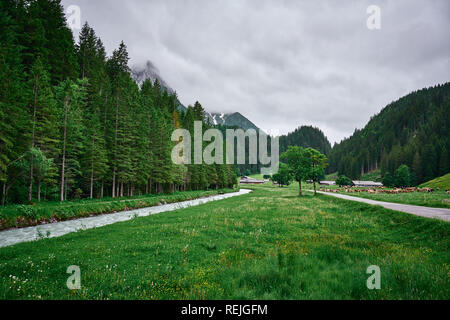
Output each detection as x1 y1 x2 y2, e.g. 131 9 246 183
112 172 116 198
313 181 317 195
37 178 41 202
112 97 119 198
30 73 38 203
28 162 33 203
1 181 6 206
299 180 302 196
60 97 69 202
90 161 94 199
3 176 19 206
89 136 95 199
100 180 104 198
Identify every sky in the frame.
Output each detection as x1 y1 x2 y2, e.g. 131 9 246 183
61 0 450 144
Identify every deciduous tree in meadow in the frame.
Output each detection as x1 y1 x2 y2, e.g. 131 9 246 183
273 163 292 187
304 148 328 195
280 146 310 196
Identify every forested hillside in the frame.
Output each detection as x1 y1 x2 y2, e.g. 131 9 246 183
0 0 236 205
280 126 332 156
328 83 450 184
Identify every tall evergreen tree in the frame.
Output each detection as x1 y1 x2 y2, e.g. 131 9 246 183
55 79 87 201
26 58 59 201
0 0 29 204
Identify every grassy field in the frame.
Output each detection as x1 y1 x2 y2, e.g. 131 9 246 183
420 173 450 190
332 189 450 209
0 189 236 231
314 184 450 208
0 183 448 300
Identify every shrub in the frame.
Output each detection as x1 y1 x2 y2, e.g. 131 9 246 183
17 205 38 220
74 188 83 199
335 175 353 187
273 163 292 187
382 172 395 187
394 165 412 188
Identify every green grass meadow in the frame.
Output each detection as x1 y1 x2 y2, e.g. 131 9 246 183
0 183 449 300
332 189 450 209
314 183 450 208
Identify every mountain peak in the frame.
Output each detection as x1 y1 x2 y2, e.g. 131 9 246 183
131 61 257 130
205 112 260 131
130 60 173 93
131 60 187 112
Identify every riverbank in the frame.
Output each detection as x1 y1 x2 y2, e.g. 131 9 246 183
0 189 238 231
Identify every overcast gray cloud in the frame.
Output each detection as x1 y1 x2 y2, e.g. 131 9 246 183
62 0 450 144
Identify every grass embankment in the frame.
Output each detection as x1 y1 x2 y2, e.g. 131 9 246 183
0 183 448 300
0 189 237 231
420 173 450 190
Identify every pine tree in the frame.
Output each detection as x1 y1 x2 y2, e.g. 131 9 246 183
77 22 98 79
140 79 155 193
149 107 174 193
0 0 29 204
26 0 79 83
76 23 109 198
106 41 130 197
26 58 59 202
55 79 88 201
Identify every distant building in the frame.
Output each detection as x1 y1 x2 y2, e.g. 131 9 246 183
319 180 383 187
240 176 266 184
319 181 336 186
352 181 383 187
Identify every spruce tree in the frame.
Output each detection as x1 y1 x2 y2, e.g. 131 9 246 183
55 79 88 201
26 58 59 202
0 1 29 204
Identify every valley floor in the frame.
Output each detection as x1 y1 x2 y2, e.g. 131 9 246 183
0 183 448 299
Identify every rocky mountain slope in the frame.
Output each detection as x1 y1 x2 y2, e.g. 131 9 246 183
131 61 187 112
205 112 260 131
